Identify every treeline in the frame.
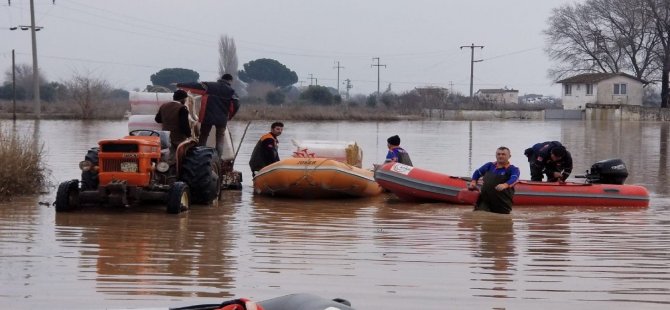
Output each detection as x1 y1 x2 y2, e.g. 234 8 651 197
0 65 129 119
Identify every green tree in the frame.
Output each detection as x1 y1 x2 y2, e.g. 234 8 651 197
300 85 334 105
150 68 200 90
238 58 298 88
266 89 286 105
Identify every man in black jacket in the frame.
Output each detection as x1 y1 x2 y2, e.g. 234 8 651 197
177 73 240 157
524 141 573 182
249 122 283 177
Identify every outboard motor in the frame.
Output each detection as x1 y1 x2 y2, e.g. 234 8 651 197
585 159 628 184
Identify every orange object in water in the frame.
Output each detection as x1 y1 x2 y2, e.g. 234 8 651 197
375 162 650 207
253 158 383 198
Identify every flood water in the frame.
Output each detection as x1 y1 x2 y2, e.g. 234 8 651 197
1 119 669 309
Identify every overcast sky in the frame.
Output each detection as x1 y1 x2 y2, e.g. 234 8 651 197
1 0 578 97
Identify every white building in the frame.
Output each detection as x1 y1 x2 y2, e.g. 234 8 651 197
475 88 519 104
556 73 647 110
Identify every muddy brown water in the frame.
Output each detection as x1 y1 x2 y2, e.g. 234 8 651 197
1 119 669 309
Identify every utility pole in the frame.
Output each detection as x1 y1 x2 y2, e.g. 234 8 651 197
9 0 44 118
460 43 484 98
12 49 16 121
308 74 316 86
371 57 386 95
29 0 41 118
449 81 454 95
333 61 344 93
343 78 353 99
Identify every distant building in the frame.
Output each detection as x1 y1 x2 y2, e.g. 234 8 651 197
520 94 543 104
556 72 648 110
475 88 519 104
414 86 449 97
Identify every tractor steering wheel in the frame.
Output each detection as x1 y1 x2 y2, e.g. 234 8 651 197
129 129 161 137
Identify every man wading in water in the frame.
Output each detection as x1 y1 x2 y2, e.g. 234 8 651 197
467 146 520 214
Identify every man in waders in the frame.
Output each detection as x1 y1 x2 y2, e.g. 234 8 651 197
467 146 520 214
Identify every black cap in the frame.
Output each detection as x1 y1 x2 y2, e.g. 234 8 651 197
387 135 400 146
173 89 188 101
221 73 233 81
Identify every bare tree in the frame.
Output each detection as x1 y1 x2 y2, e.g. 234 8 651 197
645 0 670 108
218 35 245 94
545 0 658 81
3 63 47 99
64 72 112 119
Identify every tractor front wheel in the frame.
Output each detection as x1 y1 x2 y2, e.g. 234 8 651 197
167 182 190 214
55 180 80 212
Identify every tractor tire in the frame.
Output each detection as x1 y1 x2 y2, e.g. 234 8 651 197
81 147 99 191
180 146 220 204
55 179 80 212
166 181 190 214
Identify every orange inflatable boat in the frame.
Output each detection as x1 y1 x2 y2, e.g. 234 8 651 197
253 158 383 198
374 162 650 207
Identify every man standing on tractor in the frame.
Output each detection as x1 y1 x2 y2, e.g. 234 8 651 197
177 73 240 157
155 89 192 154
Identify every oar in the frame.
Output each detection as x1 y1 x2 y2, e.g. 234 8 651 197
232 120 252 164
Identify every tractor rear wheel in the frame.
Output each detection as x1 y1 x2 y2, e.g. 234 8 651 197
180 146 220 204
55 179 80 212
167 181 190 214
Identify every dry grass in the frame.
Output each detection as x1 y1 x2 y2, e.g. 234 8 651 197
0 126 47 200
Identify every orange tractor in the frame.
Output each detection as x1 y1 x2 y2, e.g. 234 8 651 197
55 128 241 214
55 91 243 214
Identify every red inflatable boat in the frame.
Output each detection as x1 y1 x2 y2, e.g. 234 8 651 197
374 162 650 207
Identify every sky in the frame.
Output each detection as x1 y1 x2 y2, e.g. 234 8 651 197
1 0 579 97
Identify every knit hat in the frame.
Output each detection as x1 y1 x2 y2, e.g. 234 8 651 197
221 73 233 81
387 135 400 146
173 89 188 101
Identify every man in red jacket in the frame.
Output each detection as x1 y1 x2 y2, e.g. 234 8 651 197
177 73 240 157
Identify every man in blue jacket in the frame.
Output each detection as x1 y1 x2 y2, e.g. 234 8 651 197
384 135 413 166
177 73 240 157
468 146 520 214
